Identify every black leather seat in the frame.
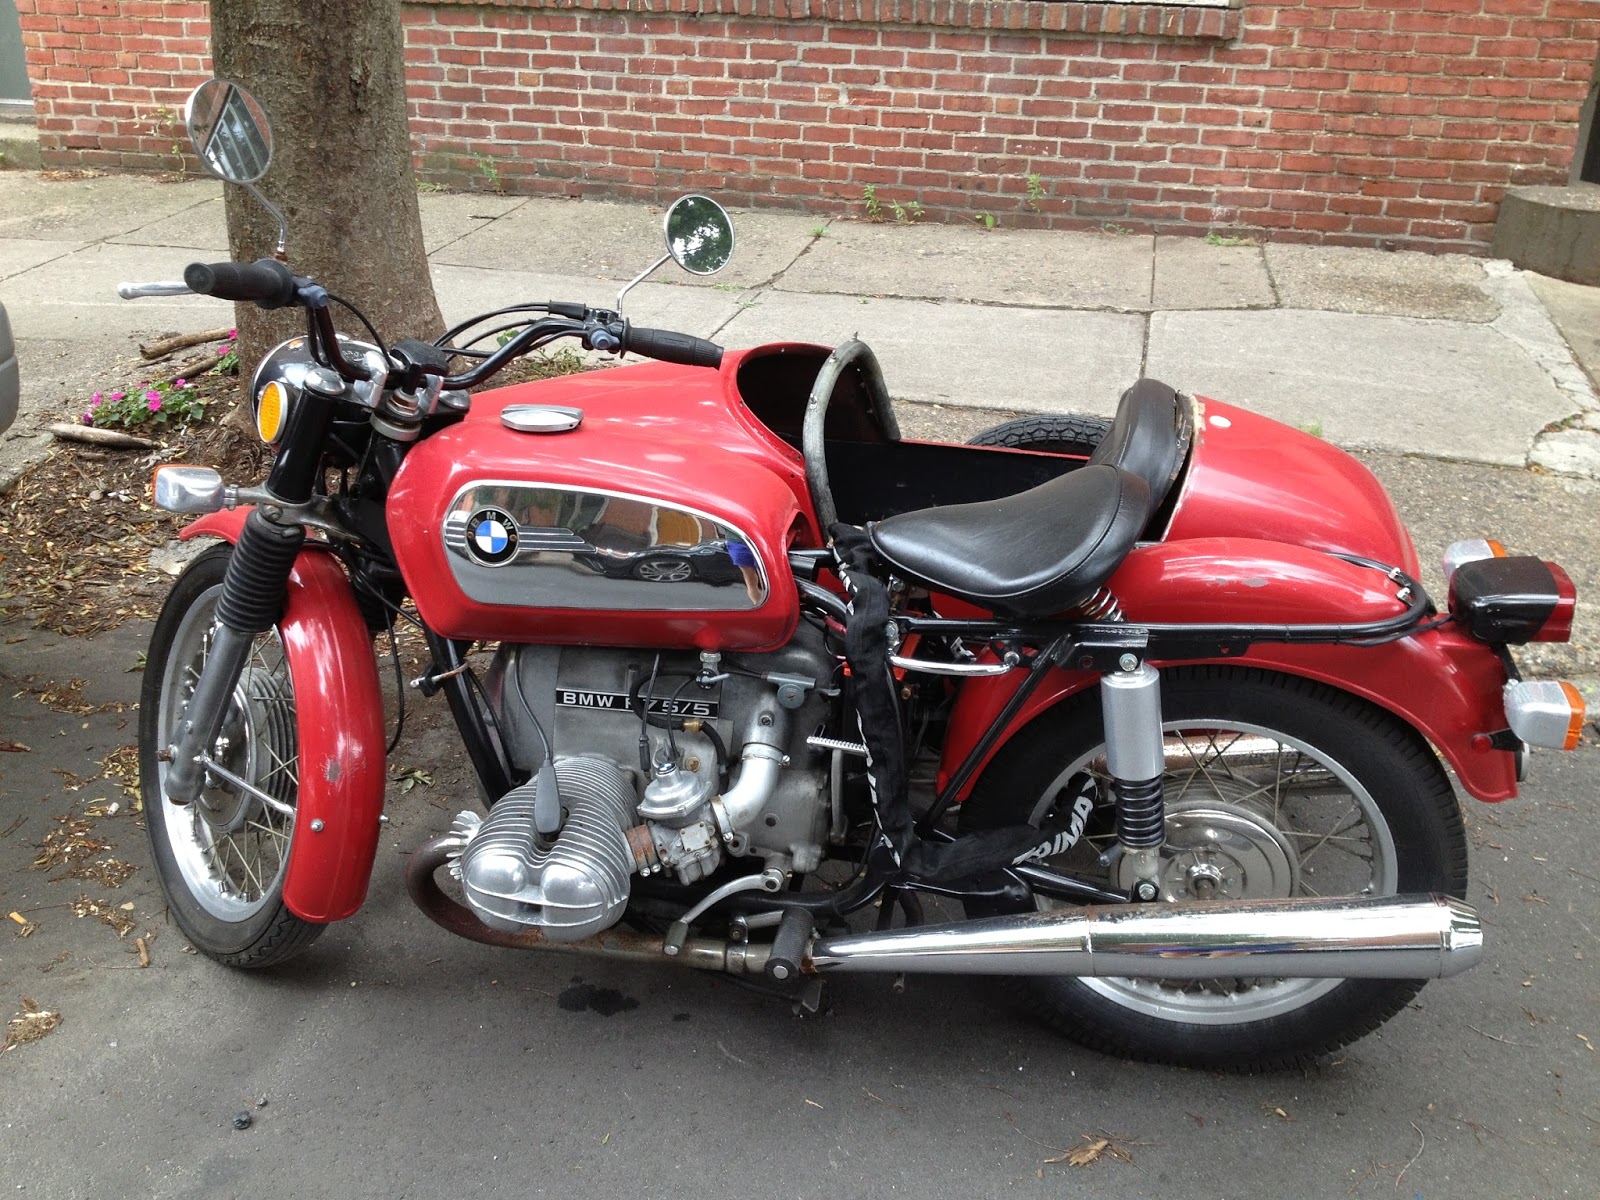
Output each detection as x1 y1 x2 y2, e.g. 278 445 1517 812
1090 379 1187 513
867 464 1151 619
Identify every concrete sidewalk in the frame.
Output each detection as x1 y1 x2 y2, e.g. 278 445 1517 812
3 169 1600 491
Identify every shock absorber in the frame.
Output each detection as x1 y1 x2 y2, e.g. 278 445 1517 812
163 509 306 807
1100 659 1166 902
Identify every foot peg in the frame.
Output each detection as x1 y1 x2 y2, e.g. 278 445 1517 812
765 907 814 982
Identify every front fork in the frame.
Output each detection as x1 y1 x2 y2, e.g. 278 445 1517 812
163 509 308 805
1100 660 1167 902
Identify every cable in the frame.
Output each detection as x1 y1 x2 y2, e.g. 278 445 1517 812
506 652 553 764
383 615 407 755
327 293 386 350
638 653 663 773
435 302 551 347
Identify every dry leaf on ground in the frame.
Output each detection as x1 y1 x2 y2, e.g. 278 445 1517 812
33 813 111 870
1044 1134 1136 1168
3 998 62 1052
71 895 136 937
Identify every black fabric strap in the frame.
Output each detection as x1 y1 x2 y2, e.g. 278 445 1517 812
831 524 1040 885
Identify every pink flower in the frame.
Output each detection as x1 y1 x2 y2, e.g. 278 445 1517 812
81 411 94 425
228 328 238 340
90 391 102 406
144 389 160 401
110 391 125 401
174 378 187 388
147 395 161 412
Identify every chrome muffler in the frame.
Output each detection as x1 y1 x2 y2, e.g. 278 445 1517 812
809 893 1482 980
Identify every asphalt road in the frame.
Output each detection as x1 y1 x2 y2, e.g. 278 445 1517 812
2 452 1598 1200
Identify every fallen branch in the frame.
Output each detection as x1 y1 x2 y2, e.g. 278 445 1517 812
161 348 229 389
139 326 232 361
46 424 161 451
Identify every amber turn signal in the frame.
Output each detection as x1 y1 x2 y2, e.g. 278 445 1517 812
256 379 288 443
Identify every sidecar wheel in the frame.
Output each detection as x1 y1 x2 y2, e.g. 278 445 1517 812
138 544 324 968
960 666 1467 1071
966 413 1109 456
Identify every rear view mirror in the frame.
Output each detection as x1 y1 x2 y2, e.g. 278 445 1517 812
184 79 274 185
664 195 734 276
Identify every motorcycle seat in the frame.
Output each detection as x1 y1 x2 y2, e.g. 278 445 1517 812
1090 378 1188 514
866 463 1151 619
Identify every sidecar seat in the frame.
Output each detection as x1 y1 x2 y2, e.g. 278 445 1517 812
866 464 1152 620
1088 378 1190 516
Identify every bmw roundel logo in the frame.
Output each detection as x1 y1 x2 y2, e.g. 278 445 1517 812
466 508 518 566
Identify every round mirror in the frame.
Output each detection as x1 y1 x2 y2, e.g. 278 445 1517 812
663 195 734 276
184 79 274 185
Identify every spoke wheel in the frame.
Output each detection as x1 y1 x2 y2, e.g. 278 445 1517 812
961 666 1466 1070
139 545 323 967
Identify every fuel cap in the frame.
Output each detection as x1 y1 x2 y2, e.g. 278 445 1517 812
501 404 583 433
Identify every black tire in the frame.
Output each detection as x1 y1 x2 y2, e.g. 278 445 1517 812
960 666 1467 1071
966 413 1110 456
139 544 324 967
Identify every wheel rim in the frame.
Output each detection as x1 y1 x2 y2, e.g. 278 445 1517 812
637 558 692 582
155 583 298 921
1027 720 1399 1026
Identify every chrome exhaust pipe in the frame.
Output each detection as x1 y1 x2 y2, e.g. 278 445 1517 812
809 894 1482 980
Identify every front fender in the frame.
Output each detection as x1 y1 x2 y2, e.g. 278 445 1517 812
941 540 1517 804
179 510 387 921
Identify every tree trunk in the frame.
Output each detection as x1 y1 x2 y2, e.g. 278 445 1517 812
209 0 442 392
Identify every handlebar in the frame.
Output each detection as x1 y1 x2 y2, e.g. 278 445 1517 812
183 258 300 308
117 281 192 299
622 325 723 369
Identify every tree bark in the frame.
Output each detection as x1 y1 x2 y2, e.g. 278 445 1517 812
208 0 443 384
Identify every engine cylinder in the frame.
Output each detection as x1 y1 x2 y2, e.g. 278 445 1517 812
456 756 637 941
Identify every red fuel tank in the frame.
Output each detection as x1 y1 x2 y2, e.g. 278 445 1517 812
388 372 804 652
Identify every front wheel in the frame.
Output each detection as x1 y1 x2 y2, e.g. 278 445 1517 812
960 667 1468 1071
138 544 323 967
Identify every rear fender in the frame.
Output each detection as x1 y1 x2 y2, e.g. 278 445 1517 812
178 510 387 921
940 540 1517 804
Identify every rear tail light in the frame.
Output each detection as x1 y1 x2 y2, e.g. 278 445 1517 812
1442 538 1506 585
1503 680 1586 751
1448 555 1576 644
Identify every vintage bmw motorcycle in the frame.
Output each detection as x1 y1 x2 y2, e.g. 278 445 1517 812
125 80 1584 1070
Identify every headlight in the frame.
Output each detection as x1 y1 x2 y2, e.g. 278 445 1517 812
249 336 310 445
248 334 384 444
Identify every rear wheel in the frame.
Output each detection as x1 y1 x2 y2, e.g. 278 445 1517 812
138 544 323 967
966 413 1109 456
960 667 1467 1070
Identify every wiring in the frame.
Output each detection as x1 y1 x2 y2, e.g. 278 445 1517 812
327 293 386 350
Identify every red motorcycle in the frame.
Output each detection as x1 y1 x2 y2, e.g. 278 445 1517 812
128 81 1583 1071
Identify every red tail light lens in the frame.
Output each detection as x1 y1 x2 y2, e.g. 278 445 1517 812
1536 562 1577 643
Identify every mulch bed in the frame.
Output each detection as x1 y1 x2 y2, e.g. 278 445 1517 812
0 346 592 637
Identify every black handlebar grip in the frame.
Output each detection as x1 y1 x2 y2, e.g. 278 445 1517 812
623 324 724 369
183 258 299 309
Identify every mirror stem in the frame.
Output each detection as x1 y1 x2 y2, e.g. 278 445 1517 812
243 181 290 260
615 252 670 316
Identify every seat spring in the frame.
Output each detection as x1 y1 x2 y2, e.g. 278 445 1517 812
1071 587 1123 622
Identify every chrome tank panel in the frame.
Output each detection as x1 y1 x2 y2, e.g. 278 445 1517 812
442 481 768 612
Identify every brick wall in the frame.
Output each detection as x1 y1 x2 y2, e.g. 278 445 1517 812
18 0 208 170
17 0 1600 252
